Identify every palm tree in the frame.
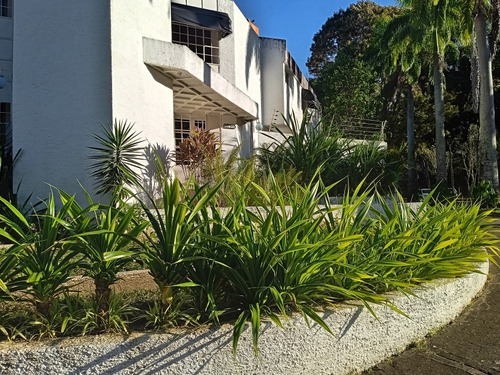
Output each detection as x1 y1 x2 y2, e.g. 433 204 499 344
376 12 425 197
396 0 461 184
469 1 500 189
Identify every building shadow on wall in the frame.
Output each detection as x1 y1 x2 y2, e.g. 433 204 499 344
245 28 261 92
140 143 173 203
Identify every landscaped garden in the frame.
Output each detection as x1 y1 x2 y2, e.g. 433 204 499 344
0 119 497 356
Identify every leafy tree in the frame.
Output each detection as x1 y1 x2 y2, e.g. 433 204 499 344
372 12 427 197
397 0 463 184
314 51 383 124
307 1 399 76
308 1 398 125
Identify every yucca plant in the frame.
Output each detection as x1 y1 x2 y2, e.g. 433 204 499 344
0 193 83 318
185 196 239 324
0 242 27 339
0 245 25 302
138 177 222 320
60 188 148 325
89 119 144 204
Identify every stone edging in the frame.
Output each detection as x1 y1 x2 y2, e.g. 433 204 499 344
0 260 488 375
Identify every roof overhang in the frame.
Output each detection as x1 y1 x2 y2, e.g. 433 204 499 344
143 37 258 121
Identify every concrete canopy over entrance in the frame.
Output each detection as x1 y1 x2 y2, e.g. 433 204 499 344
143 37 258 120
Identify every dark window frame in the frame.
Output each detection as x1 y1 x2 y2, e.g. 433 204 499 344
0 0 12 18
172 22 221 65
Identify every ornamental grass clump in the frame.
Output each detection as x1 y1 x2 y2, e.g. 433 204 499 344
0 194 83 320
258 112 404 194
195 179 497 353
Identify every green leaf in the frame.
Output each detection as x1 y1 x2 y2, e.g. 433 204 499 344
102 251 134 262
233 311 249 355
299 304 334 336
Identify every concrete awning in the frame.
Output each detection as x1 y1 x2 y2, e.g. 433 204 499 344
143 37 258 121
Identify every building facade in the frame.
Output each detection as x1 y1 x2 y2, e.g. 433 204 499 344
0 0 317 202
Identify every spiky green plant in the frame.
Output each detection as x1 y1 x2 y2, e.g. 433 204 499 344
89 119 144 203
198 174 497 355
258 112 348 185
60 187 147 325
0 193 83 318
138 177 222 318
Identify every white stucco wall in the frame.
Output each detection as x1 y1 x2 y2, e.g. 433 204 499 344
230 4 261 157
231 6 261 107
171 0 218 11
285 68 304 125
260 37 286 128
110 0 175 155
12 1 113 203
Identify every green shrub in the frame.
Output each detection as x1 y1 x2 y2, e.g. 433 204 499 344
471 181 499 208
137 177 221 319
258 112 403 194
198 178 496 353
0 193 83 318
60 188 147 325
258 112 347 185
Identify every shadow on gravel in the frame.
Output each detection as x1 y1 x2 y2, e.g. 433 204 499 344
71 329 232 375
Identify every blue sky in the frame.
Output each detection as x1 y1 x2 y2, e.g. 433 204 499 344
234 0 397 78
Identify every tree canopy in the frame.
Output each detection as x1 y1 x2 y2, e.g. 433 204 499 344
307 0 500 194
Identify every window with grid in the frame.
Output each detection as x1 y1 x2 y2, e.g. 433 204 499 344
175 118 191 162
193 120 206 130
172 22 220 64
0 0 11 18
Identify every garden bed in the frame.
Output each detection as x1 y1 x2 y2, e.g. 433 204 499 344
0 260 488 375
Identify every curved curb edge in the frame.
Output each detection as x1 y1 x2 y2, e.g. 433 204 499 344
0 260 489 375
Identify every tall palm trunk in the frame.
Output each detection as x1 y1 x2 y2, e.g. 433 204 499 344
475 10 500 190
407 85 417 198
433 52 447 184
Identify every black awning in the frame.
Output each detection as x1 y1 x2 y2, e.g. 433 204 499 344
302 88 320 109
171 3 232 36
302 88 317 102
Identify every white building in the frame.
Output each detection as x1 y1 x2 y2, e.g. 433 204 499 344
0 0 318 202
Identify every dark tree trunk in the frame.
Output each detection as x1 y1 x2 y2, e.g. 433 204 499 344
95 283 111 328
407 85 417 199
36 300 51 318
433 53 447 185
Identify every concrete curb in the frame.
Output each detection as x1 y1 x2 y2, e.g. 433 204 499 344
0 260 488 375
